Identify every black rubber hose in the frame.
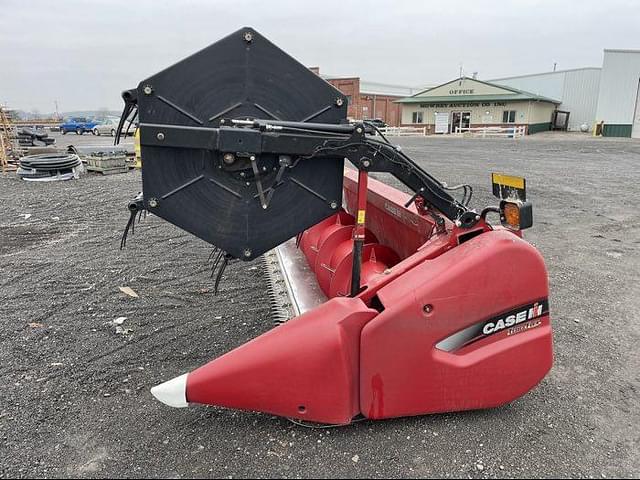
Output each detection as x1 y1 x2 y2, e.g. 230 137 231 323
480 206 501 220
19 153 81 170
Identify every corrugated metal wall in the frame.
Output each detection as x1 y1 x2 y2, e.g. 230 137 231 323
561 69 601 131
595 50 640 125
492 72 565 101
491 68 601 131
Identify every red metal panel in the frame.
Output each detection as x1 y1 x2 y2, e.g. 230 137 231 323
186 297 377 425
360 229 553 419
343 169 438 260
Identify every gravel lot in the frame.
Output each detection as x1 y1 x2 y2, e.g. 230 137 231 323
1 131 639 478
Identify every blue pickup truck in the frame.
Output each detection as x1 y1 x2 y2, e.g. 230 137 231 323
60 117 98 135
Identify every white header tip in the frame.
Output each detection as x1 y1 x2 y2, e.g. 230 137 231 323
150 373 189 408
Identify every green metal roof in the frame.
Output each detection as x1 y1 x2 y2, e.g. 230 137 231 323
395 77 561 105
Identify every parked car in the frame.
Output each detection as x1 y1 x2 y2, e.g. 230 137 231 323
60 117 98 135
92 118 137 136
363 118 387 129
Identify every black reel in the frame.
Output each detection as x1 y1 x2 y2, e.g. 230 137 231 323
124 27 349 261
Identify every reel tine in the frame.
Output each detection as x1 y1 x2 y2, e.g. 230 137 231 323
208 246 220 262
120 210 136 250
211 250 225 277
213 250 225 269
214 254 230 294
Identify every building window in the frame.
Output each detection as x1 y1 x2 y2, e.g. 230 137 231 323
502 110 516 123
412 111 424 124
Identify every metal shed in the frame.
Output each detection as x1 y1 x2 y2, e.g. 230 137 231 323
595 49 640 138
490 68 602 132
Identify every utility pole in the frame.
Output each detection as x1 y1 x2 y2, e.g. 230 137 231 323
553 62 557 72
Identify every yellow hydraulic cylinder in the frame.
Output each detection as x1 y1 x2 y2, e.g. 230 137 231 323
134 128 142 168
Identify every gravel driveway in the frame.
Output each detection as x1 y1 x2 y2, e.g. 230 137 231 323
0 132 638 478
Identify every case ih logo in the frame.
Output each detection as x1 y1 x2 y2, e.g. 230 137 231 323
435 298 550 352
482 300 548 335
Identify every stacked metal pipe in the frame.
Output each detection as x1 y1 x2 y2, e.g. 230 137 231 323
17 128 56 147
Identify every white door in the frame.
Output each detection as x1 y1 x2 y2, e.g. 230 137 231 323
434 112 449 134
633 78 640 139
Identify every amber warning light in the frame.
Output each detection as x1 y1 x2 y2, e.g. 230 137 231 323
491 173 533 231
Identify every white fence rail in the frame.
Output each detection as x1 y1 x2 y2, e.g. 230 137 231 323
454 126 526 139
377 126 427 137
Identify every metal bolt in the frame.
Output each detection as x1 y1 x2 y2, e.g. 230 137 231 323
143 85 153 95
455 220 462 227
335 98 344 107
262 166 267 172
329 200 338 209
223 153 235 165
148 198 158 208
245 182 250 186
156 132 165 141
423 304 433 314
220 119 225 124
243 248 252 258
362 160 371 168
250 155 256 161
279 155 292 166
240 171 245 177
383 268 392 275
356 127 363 134
243 31 253 43
475 214 481 221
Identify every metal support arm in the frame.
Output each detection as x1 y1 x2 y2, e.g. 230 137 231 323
139 119 468 223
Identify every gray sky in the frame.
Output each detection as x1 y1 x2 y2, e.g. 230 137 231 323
2 0 639 113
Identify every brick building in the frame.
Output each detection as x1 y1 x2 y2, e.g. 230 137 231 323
309 68 420 127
